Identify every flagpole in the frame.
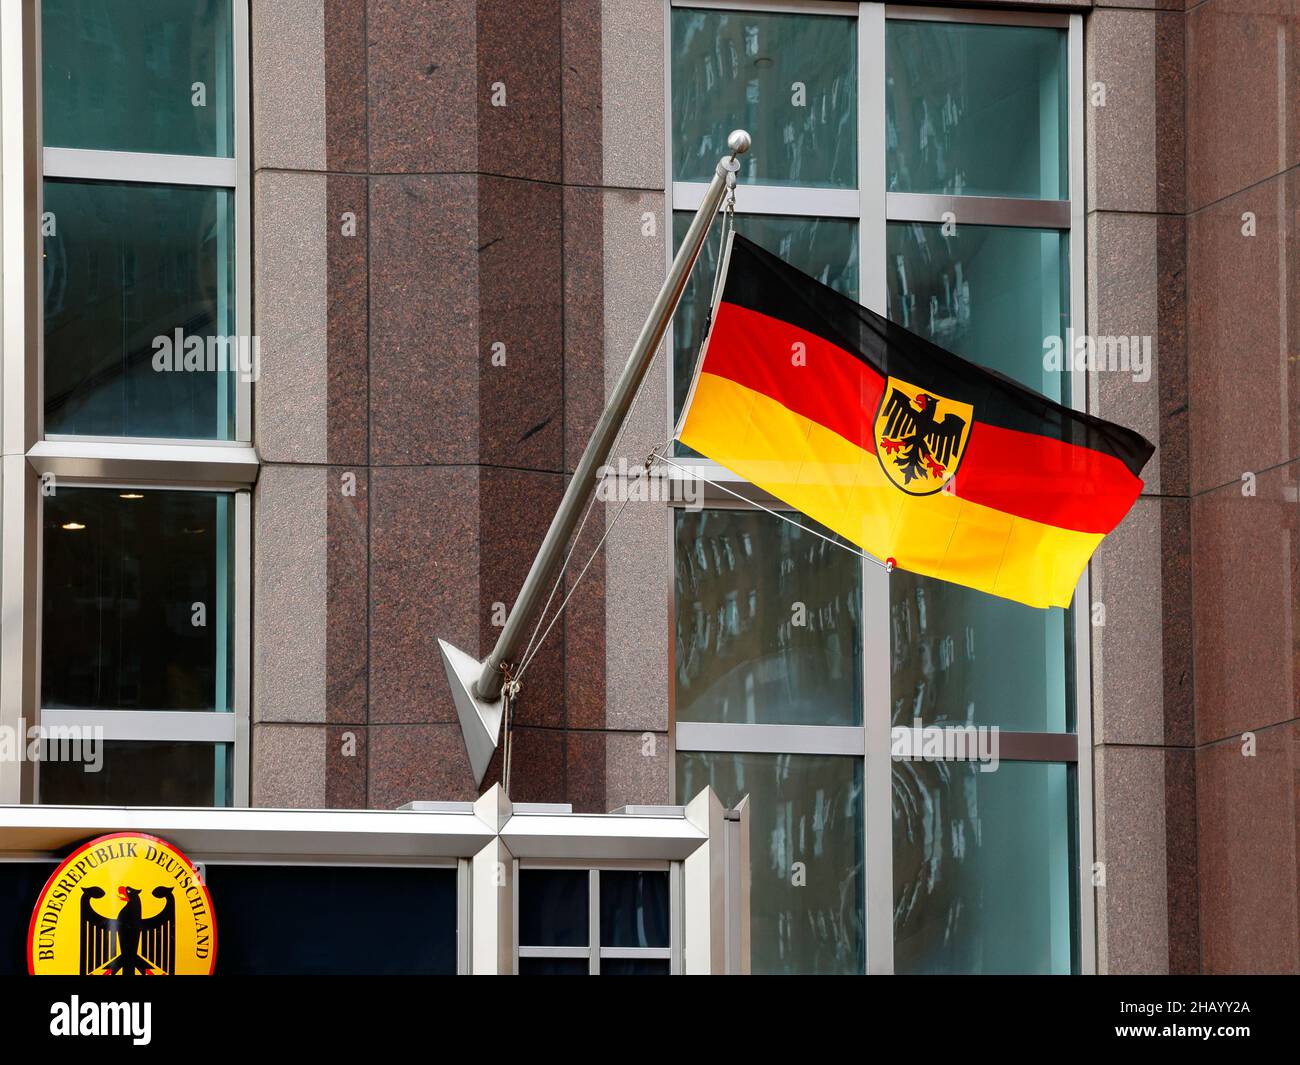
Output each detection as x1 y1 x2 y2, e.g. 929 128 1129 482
440 130 751 782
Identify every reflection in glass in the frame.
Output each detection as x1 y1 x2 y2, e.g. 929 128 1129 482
676 509 862 727
43 180 237 439
39 740 232 807
887 221 1075 727
893 760 1077 973
673 212 859 445
886 221 1069 403
677 751 864 974
518 870 588 947
672 8 857 188
43 0 235 157
42 488 235 713
600 871 670 948
887 21 1068 199
889 571 1071 732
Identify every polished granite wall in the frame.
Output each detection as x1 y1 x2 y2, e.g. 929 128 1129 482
1184 0 1300 975
1091 0 1300 973
249 0 669 813
246 0 1300 972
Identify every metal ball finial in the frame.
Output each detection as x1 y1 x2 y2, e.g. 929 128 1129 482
727 129 752 156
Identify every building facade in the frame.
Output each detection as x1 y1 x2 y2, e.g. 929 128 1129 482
0 0 1297 974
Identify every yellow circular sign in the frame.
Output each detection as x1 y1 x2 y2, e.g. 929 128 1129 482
28 833 216 975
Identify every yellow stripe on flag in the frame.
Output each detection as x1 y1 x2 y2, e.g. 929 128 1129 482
680 373 1101 608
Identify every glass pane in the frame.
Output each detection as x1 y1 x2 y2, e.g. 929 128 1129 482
600 871 670 948
601 958 671 976
43 0 235 157
887 221 1074 728
518 870 588 948
42 488 235 712
519 957 588 975
886 222 1069 403
887 21 1068 199
44 179 238 440
893 761 1077 974
676 509 862 726
673 212 859 446
39 740 232 807
890 572 1071 733
201 866 457 975
672 8 857 188
677 751 864 974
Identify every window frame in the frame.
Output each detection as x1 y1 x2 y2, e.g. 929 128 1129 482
513 860 682 975
15 0 255 807
664 0 1094 974
34 479 250 806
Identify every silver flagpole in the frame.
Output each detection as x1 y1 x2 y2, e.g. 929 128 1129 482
440 130 751 785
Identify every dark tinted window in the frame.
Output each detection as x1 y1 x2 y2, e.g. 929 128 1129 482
39 740 231 807
202 864 457 975
600 871 670 948
43 487 235 712
601 958 671 975
518 869 588 948
0 862 58 974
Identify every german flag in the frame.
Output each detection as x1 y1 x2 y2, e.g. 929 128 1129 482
676 234 1154 609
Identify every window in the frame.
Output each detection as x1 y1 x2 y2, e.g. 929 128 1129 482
516 867 674 974
33 0 253 806
202 865 459 975
669 3 1089 974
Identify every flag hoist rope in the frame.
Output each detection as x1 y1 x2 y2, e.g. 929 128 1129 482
650 450 893 572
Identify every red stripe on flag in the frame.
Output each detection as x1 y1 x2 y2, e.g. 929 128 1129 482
699 301 885 452
696 300 1144 535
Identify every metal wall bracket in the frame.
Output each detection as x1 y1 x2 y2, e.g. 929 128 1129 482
438 640 504 786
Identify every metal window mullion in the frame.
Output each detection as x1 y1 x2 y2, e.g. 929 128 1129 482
862 564 893 975
673 180 860 218
517 946 590 959
589 868 600 975
25 440 259 487
671 0 861 15
232 0 252 443
670 860 683 974
599 947 672 959
231 489 251 805
859 1 892 978
1067 10 1097 977
39 708 237 743
886 192 1071 229
675 722 864 756
884 5 1069 29
42 147 237 187
456 858 471 975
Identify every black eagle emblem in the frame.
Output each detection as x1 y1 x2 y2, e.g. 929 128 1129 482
80 885 176 975
877 386 969 491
